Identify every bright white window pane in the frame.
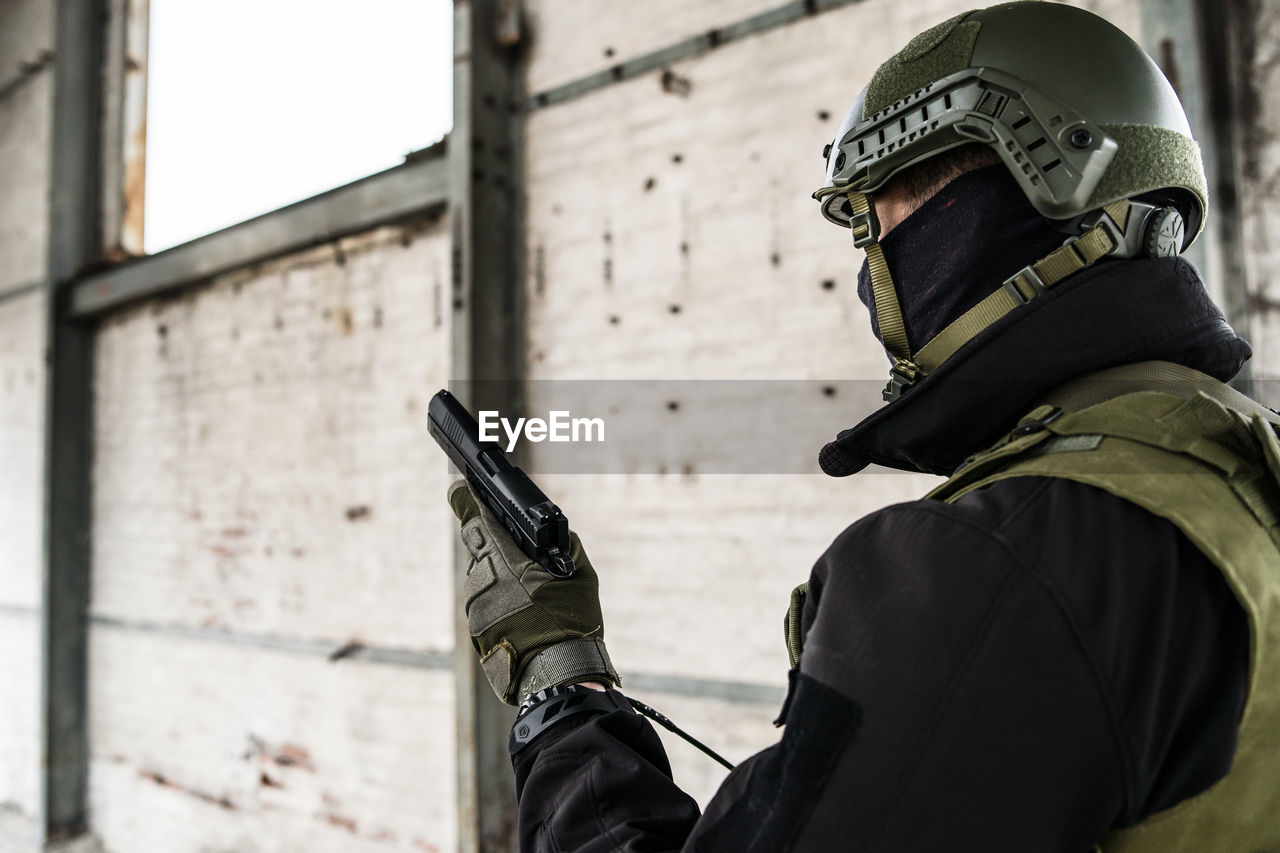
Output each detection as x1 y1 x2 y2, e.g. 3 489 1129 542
145 0 452 253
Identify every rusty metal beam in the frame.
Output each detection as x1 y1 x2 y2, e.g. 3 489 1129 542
450 2 525 851
99 0 148 262
68 153 448 318
42 0 104 842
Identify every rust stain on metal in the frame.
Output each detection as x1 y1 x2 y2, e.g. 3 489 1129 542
412 840 442 852
122 116 147 254
496 0 522 46
105 0 149 256
98 245 135 264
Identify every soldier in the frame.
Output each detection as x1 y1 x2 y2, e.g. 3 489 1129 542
449 3 1280 849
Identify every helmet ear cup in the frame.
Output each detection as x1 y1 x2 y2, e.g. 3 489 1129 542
1141 207 1185 258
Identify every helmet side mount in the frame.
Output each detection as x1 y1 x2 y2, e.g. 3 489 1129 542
819 67 1119 229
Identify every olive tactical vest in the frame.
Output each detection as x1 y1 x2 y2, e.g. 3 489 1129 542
927 361 1280 852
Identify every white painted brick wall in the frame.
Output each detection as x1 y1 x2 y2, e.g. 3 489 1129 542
0 612 40 849
1236 1 1280 380
0 2 53 841
0 74 52 293
524 0 1004 383
92 221 454 651
0 0 51 289
0 0 54 83
90 220 458 850
0 289 45 610
0 289 45 835
523 0 781 93
88 625 456 853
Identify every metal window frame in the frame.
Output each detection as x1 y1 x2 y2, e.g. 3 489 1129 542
98 0 148 260
70 153 449 318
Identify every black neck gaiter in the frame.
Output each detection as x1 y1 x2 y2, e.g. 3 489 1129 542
856 163 1067 352
833 163 1254 476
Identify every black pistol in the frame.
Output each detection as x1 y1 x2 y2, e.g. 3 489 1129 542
428 389 575 578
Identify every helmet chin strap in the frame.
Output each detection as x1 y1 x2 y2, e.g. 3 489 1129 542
850 192 1154 402
846 192 920 399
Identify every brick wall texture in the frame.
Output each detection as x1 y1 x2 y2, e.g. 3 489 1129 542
89 220 456 852
0 289 44 840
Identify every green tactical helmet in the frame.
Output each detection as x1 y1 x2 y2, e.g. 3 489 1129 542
814 1 1206 247
813 1 1208 401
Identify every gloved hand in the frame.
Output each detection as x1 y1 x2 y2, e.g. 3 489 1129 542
448 480 619 705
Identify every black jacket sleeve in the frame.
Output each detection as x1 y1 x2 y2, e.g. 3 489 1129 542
512 477 1248 853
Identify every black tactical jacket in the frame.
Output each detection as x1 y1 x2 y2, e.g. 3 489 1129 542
511 258 1254 852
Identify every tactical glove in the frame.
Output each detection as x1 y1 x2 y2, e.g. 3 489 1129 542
448 480 619 704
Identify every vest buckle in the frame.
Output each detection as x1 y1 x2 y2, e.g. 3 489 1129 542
883 359 921 401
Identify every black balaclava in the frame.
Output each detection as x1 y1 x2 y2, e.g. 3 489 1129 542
856 163 1065 353
826 162 1254 477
